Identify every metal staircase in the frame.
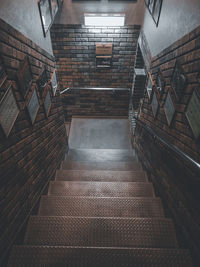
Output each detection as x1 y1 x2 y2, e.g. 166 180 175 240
8 133 193 266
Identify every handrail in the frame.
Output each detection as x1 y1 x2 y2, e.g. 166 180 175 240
60 88 70 94
60 87 130 94
134 117 200 174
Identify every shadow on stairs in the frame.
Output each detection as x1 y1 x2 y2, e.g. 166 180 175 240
7 118 193 266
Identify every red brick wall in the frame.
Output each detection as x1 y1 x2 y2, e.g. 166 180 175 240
139 26 200 162
62 88 130 122
134 25 200 265
50 24 140 89
0 19 67 262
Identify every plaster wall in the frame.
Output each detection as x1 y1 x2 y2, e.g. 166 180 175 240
142 0 200 57
0 0 53 54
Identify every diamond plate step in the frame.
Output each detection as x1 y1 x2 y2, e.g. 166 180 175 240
39 196 164 218
8 246 193 267
24 217 178 248
61 160 142 171
56 170 147 182
65 149 136 162
48 181 154 197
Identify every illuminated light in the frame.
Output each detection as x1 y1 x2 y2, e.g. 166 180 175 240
84 14 125 26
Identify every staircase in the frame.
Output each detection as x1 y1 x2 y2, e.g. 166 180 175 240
8 122 193 266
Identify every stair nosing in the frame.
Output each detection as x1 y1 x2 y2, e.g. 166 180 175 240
40 195 160 200
28 215 173 222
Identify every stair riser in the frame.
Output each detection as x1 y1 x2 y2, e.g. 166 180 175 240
65 149 136 162
56 170 147 182
61 161 142 171
65 155 137 162
24 217 178 248
8 247 193 267
48 182 155 198
39 197 164 218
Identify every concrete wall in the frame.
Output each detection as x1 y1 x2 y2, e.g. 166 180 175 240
55 0 145 25
0 0 53 54
142 0 200 57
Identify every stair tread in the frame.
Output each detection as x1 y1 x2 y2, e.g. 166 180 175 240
48 181 154 197
61 160 142 171
8 246 193 267
56 170 147 182
39 196 164 217
65 148 136 162
24 216 178 248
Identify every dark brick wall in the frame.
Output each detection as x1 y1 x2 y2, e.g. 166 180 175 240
134 26 200 265
62 88 130 122
139 26 200 162
50 24 140 89
0 19 67 262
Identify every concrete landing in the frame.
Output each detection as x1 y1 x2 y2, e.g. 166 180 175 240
68 118 132 149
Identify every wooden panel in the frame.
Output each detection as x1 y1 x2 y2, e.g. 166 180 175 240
96 44 112 55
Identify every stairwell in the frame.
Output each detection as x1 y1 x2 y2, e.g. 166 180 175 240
7 118 193 266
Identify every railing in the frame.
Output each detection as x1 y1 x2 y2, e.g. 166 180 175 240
134 117 200 174
129 104 138 136
60 87 130 94
60 88 70 94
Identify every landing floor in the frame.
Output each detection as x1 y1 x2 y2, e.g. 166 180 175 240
68 117 132 149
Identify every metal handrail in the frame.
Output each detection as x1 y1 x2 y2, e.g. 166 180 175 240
60 88 70 94
134 117 200 174
60 87 130 94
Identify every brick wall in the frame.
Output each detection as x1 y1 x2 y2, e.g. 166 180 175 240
138 26 200 161
50 24 140 89
134 26 200 265
0 19 67 262
62 88 130 122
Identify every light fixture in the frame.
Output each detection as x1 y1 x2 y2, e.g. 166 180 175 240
84 14 125 27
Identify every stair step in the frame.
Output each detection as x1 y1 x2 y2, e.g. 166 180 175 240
61 160 142 171
24 217 178 248
8 246 193 267
48 181 154 197
65 149 136 162
56 170 147 182
39 196 164 218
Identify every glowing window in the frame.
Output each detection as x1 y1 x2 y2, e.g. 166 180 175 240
84 14 125 26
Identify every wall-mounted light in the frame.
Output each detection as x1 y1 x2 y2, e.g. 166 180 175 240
84 13 125 26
